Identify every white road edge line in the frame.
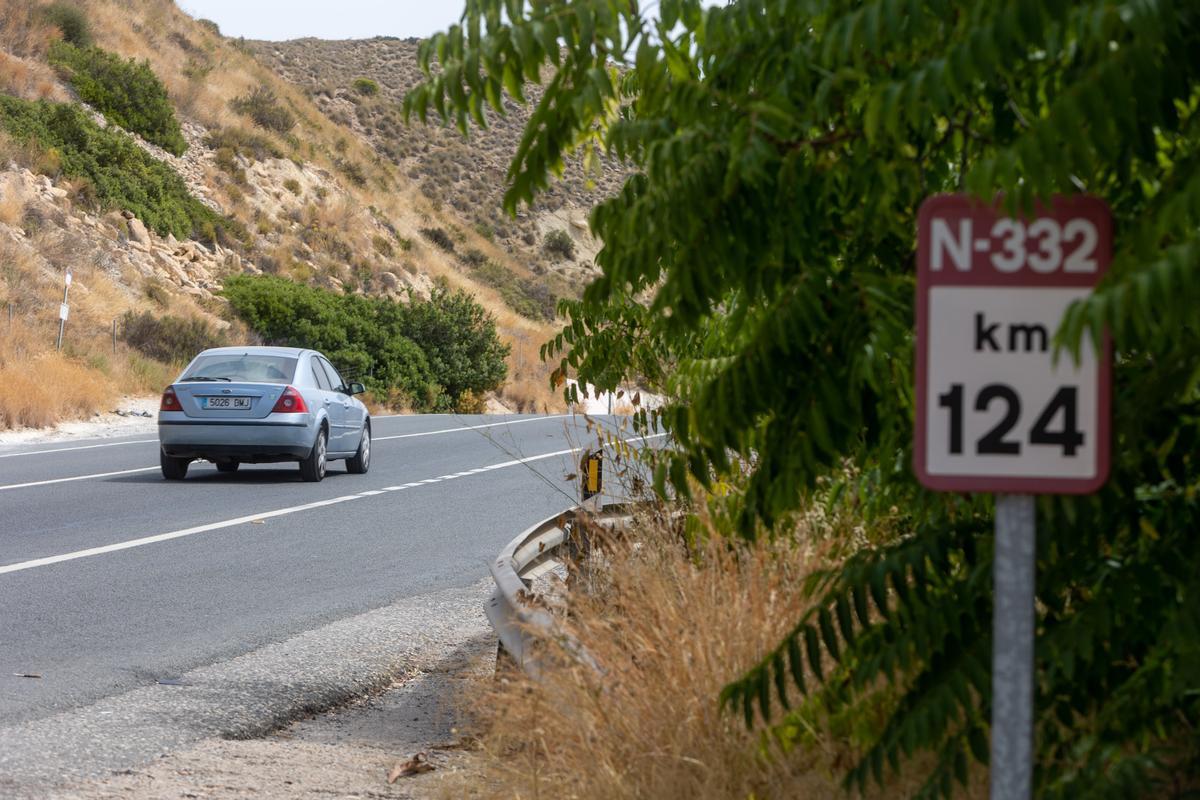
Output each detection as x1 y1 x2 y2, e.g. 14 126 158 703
0 439 158 459
0 414 571 462
0 433 668 577
0 466 159 491
373 414 570 441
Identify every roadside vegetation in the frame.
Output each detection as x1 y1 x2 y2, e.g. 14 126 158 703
48 39 187 155
0 95 240 244
222 275 509 412
0 232 180 431
0 0 569 426
412 0 1200 797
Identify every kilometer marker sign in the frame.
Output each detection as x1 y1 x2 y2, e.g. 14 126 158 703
915 194 1112 494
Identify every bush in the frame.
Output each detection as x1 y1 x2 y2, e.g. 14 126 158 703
41 2 91 46
204 127 282 161
0 96 242 244
282 178 301 195
48 42 186 155
543 228 576 260
351 77 380 96
120 311 226 364
229 86 295 134
419 226 454 252
335 157 367 187
221 276 509 409
473 260 559 321
197 19 221 36
372 234 393 257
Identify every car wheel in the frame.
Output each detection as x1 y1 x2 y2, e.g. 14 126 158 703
216 461 239 473
346 422 370 474
299 427 327 482
161 449 190 480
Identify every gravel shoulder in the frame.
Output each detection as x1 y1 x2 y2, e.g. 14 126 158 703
2 580 497 799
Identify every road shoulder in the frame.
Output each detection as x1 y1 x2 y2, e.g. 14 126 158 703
0 579 494 799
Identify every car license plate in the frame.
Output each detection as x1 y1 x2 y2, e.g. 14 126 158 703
203 396 252 410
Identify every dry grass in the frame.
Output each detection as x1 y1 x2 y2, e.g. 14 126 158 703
0 193 26 228
499 329 560 413
461 511 975 800
0 328 114 428
0 50 65 100
0 0 56 58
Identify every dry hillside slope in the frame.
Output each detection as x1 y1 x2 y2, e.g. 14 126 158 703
252 36 621 286
0 0 569 427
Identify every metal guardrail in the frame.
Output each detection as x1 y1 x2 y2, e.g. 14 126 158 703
485 503 631 677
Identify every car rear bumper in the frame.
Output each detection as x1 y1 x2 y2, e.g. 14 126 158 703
158 414 315 462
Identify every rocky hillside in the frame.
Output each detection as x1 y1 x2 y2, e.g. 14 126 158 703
0 0 569 425
251 37 623 286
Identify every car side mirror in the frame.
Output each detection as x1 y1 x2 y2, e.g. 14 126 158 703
348 382 366 396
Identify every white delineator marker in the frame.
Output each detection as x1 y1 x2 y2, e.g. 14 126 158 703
914 194 1112 800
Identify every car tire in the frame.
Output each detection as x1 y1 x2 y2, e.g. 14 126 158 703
216 461 239 473
161 449 190 480
346 422 370 474
299 427 327 483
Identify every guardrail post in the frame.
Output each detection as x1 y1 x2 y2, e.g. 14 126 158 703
580 450 603 512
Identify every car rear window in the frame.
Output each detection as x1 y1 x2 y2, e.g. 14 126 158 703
181 354 297 384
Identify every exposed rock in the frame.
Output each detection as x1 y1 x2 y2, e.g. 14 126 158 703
127 218 151 246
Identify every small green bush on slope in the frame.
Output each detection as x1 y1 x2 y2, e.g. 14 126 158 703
48 41 186 156
221 276 509 410
41 2 92 47
0 96 240 244
472 259 559 321
121 311 226 364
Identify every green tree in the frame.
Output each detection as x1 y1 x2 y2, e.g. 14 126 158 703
408 1 1200 796
222 276 509 410
390 287 510 404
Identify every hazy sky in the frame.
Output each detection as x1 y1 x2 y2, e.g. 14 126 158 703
178 1 468 41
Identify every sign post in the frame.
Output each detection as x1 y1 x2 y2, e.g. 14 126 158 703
915 195 1111 799
56 269 72 352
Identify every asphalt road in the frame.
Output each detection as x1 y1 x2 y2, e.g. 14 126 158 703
0 412 651 786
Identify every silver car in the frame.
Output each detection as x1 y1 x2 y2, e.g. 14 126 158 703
157 346 371 482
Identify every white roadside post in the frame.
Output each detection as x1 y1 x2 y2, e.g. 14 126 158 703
915 195 1112 798
56 269 72 352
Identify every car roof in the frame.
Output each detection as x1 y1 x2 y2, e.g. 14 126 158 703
195 346 312 358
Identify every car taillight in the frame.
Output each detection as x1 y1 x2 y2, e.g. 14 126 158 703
271 385 308 413
160 387 180 411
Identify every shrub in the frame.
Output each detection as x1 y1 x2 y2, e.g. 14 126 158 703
393 287 510 401
120 311 226 364
197 19 221 36
543 228 576 260
282 178 301 195
372 234 393 257
40 2 91 47
221 275 508 410
335 157 366 187
473 260 559 321
48 42 186 155
0 96 242 244
460 247 487 268
419 226 454 252
229 86 295 134
351 77 379 96
204 127 283 161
